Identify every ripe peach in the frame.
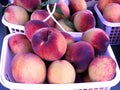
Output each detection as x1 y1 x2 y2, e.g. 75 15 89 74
73 10 96 32
55 19 75 32
61 31 74 46
65 41 95 73
97 0 113 13
103 3 120 23
8 34 33 54
4 5 29 25
24 20 49 41
31 27 67 61
14 0 41 12
88 55 116 82
69 0 87 14
47 60 76 84
30 10 55 27
53 0 70 19
11 52 46 83
82 28 110 53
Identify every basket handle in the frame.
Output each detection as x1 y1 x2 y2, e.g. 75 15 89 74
46 3 67 32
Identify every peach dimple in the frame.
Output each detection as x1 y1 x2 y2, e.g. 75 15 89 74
31 27 67 61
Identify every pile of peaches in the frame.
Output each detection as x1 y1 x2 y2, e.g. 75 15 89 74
3 0 96 32
3 0 117 84
98 0 120 23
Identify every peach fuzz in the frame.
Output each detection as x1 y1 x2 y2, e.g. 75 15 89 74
47 60 76 84
65 41 95 73
113 0 120 3
97 0 113 13
8 34 33 54
25 20 49 41
69 0 87 14
11 52 46 83
31 27 67 61
88 55 116 82
73 10 96 32
30 10 55 27
103 3 120 23
82 28 110 53
4 5 29 25
14 0 41 12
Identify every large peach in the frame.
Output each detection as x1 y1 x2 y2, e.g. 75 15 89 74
8 34 33 54
69 0 87 14
88 55 116 82
82 28 110 53
24 20 49 41
14 0 41 12
4 5 29 25
65 41 95 73
47 60 76 84
103 3 120 23
31 27 67 61
11 52 46 83
97 0 113 13
73 10 96 32
30 10 55 27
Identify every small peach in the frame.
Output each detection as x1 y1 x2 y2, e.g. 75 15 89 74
47 60 76 84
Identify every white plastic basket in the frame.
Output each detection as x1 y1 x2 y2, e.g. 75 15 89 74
1 4 55 34
94 4 120 45
0 33 120 90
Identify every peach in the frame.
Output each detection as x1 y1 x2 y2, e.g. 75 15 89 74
55 19 75 32
31 27 67 61
11 52 46 83
61 31 74 46
69 0 87 14
82 28 110 53
53 0 70 19
8 34 33 54
73 10 96 32
30 10 55 27
88 55 116 82
4 5 29 25
65 41 95 73
113 0 120 3
47 60 76 84
103 3 120 23
97 0 113 13
14 0 41 12
24 20 49 41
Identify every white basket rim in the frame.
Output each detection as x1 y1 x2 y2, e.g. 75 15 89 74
2 16 25 30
